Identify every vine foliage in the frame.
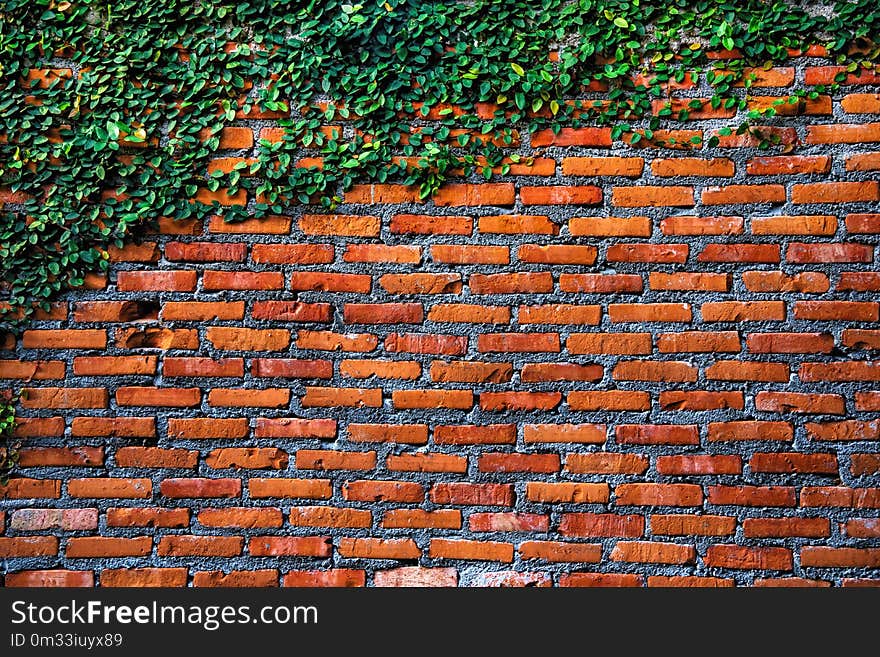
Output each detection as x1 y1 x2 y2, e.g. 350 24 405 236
1 0 880 329
0 393 19 485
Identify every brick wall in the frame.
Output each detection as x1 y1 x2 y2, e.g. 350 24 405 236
1 55 879 588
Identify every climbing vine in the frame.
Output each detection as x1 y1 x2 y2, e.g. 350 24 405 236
0 393 19 485
1 0 880 330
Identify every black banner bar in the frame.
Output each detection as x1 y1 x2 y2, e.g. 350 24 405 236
0 588 874 653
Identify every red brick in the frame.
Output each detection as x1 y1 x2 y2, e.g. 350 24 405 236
612 186 694 207
746 156 831 175
470 272 552 294
698 243 780 263
67 537 152 558
652 158 733 177
658 331 739 352
248 536 331 557
788 242 873 263
435 424 516 445
283 570 366 587
531 127 612 147
114 447 197 469
745 271 830 294
479 215 558 235
650 272 730 292
20 387 108 409
158 536 243 557
743 518 830 538
611 541 695 565
382 509 461 529
0 536 58 557
702 184 785 205
297 330 378 352
616 424 699 445
430 483 514 506
747 332 834 354
607 243 688 263
392 214 472 235
750 452 838 474
6 570 95 587
343 480 424 503
106 508 189 528
560 513 644 537
478 453 560 473
708 485 796 507
295 450 376 470
69 478 151 498
165 242 246 262
519 542 602 564
19 447 103 467
802 547 880 568
612 360 698 382
656 455 742 475
427 304 509 324
430 538 513 562
478 332 560 353
702 301 786 321
386 333 468 355
806 421 880 442
559 273 641 293
845 214 880 235
795 301 878 321
387 453 467 473
705 546 793 570
345 244 420 263
251 243 333 263
167 417 250 439
480 392 561 412
705 361 790 382
469 512 549 532
164 357 244 377
559 573 644 588
564 454 647 475
563 156 643 176
340 359 420 380
753 215 837 235
661 215 743 235
431 245 508 264
338 538 421 560
301 386 381 407
520 185 602 205
434 183 515 206
792 181 879 203
615 484 703 507
160 478 240 498
805 123 880 144
299 214 379 237
708 421 793 442
393 389 472 409
431 361 512 384
521 363 602 382
651 515 736 536
526 482 610 503
372 567 456 588
567 333 652 355
117 270 196 292
648 576 734 588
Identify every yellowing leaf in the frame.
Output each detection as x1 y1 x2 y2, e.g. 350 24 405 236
614 17 629 28
511 62 525 76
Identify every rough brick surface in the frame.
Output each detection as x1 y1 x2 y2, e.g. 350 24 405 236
1 55 879 588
